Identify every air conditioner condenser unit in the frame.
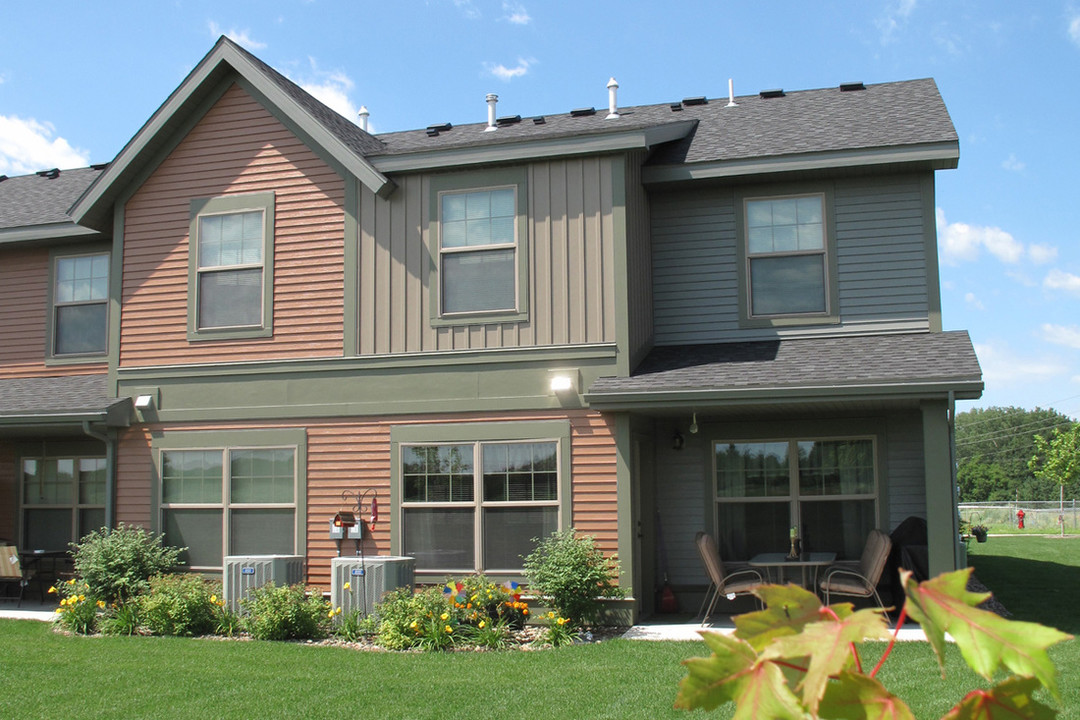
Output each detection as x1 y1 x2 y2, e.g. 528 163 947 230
223 555 305 613
330 556 415 617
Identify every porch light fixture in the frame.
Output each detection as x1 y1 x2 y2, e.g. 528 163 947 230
672 430 685 450
550 375 574 392
134 395 154 410
689 413 699 434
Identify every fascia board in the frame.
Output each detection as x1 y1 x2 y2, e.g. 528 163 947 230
71 41 392 229
584 378 984 410
370 120 697 173
0 223 103 247
641 141 960 184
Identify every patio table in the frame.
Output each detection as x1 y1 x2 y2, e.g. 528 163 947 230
748 552 836 592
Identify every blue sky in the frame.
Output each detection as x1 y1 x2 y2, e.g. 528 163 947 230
1 1 1077 417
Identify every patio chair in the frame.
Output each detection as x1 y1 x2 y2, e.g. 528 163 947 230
695 532 765 625
818 529 892 609
0 545 32 608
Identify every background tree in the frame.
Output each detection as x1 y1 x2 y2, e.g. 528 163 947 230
954 406 1074 501
1028 423 1080 505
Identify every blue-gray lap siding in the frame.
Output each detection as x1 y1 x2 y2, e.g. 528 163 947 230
650 173 936 345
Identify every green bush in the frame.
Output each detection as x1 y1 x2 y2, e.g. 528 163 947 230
70 523 183 603
53 578 101 635
241 583 331 641
375 585 459 650
99 602 141 636
139 574 221 637
523 528 623 627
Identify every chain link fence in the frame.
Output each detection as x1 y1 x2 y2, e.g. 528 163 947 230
959 500 1078 532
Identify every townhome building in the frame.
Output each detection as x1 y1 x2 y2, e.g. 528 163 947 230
0 37 981 619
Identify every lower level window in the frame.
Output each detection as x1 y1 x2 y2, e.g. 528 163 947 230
401 441 559 573
714 438 876 561
21 457 106 551
160 447 296 570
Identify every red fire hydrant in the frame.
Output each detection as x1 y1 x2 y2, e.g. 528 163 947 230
1017 508 1025 530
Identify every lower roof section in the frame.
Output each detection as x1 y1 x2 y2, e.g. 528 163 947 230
585 331 983 411
0 374 131 434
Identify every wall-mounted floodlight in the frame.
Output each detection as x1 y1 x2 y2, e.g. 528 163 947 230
550 375 574 393
134 395 154 410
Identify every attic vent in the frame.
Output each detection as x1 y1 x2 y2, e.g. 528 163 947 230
840 81 865 92
570 107 596 117
426 122 453 137
532 116 546 125
90 162 110 171
37 168 60 179
682 96 708 106
496 115 522 126
759 89 785 99
669 103 683 112
0 175 7 183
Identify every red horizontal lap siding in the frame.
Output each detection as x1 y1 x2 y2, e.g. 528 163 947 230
120 83 345 367
122 409 617 591
114 427 154 530
0 247 106 378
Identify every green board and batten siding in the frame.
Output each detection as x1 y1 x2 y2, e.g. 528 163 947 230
650 173 937 345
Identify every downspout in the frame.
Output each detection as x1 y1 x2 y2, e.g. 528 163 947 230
947 391 960 568
82 420 117 529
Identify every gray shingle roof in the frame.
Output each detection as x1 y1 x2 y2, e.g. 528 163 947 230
0 167 106 230
587 331 981 397
0 374 121 417
369 78 957 165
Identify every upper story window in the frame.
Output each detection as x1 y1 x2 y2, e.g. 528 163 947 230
440 187 517 314
52 252 109 356
188 192 275 341
745 194 827 317
429 168 528 325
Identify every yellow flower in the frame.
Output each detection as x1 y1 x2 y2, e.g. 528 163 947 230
335 607 343 615
54 608 63 614
557 617 567 626
410 620 418 629
78 595 85 602
343 582 350 590
67 578 76 586
210 594 217 603
445 626 453 634
97 600 106 609
548 611 556 619
328 611 335 619
478 620 486 629
48 586 57 594
523 609 529 615
440 612 449 621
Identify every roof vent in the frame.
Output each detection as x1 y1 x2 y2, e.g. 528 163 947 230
759 89 785 99
840 81 865 92
485 93 499 132
496 115 522 126
726 78 738 108
37 168 60 179
570 107 596 117
90 162 110 171
669 102 683 112
358 106 370 132
606 78 619 119
0 175 7 183
682 96 707 106
426 123 452 137
532 116 546 125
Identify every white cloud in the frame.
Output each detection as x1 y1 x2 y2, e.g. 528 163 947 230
1069 12 1080 46
290 59 361 125
964 292 985 310
502 2 531 24
936 208 1024 265
1002 153 1025 172
1044 268 1080 294
486 57 534 81
454 0 482 19
1029 243 1058 265
1041 324 1080 350
876 0 917 44
974 341 1069 388
0 115 90 176
208 21 266 50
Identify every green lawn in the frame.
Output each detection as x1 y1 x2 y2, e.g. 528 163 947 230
0 537 1075 720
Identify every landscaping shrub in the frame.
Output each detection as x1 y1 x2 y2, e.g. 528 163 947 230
523 528 623 627
375 585 459 650
241 583 330 641
70 523 183 604
139 574 221 637
52 578 101 635
99 602 141 636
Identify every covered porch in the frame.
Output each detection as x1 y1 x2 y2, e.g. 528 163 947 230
587 332 982 618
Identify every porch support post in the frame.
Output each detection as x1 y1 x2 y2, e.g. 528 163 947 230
921 399 957 578
614 412 638 623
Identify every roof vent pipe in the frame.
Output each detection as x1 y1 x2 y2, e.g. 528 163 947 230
606 78 619 119
726 78 738 108
485 93 499 132
357 106 370 132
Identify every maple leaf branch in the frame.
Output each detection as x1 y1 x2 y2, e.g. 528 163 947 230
870 606 908 679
